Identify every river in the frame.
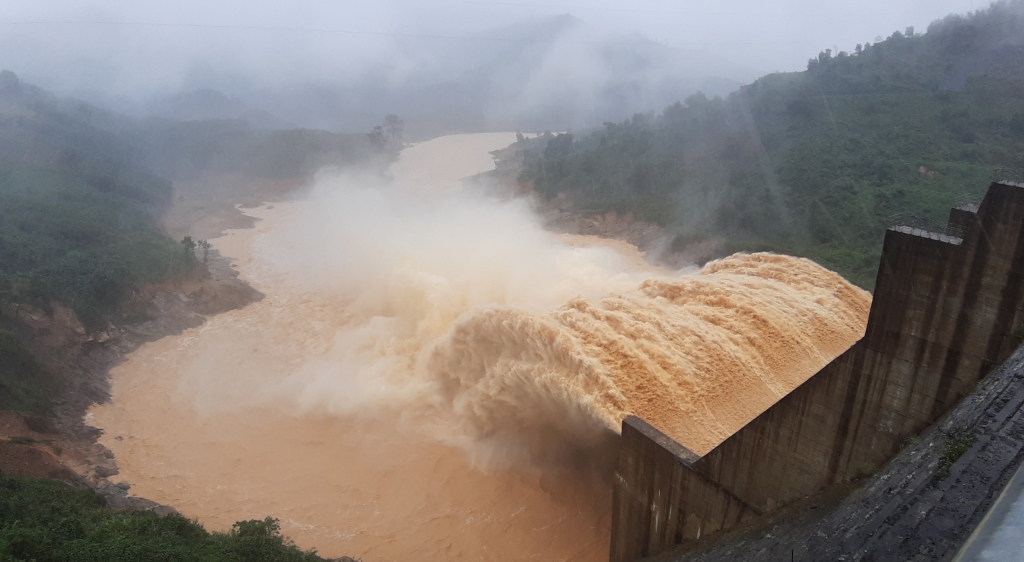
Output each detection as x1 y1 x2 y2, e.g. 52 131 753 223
88 131 870 561
89 133 613 561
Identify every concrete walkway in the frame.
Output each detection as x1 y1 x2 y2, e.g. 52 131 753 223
954 459 1024 562
667 345 1024 562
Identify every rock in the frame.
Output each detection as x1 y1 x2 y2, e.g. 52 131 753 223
94 464 118 478
150 505 180 517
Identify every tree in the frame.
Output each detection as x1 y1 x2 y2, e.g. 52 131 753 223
544 133 574 159
196 240 212 265
4 275 50 321
181 236 197 270
516 131 526 143
368 125 386 149
384 114 404 143
685 91 709 108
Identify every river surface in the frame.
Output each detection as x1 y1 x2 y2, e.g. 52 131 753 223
89 133 613 561
88 132 869 561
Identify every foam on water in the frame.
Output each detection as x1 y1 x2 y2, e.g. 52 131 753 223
90 133 869 560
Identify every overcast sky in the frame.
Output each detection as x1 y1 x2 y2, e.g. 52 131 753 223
0 0 990 101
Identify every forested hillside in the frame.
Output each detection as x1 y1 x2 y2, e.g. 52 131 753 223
128 119 378 182
0 71 382 331
520 0 1024 287
0 71 386 416
0 71 183 329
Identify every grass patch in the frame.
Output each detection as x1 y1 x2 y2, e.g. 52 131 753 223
937 428 975 476
857 462 879 478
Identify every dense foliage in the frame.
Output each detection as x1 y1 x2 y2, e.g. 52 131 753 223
520 0 1024 287
0 71 382 330
0 330 55 415
129 119 379 182
0 473 328 562
0 71 184 328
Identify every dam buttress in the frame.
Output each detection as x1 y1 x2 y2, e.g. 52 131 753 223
611 180 1024 562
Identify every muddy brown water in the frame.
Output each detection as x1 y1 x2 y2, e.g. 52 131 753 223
89 132 868 561
90 133 614 561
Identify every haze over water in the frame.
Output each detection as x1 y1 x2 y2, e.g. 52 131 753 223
89 133 615 561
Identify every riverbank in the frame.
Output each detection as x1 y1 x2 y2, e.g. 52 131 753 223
0 250 261 511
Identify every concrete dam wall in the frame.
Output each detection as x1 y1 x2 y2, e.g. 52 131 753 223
611 180 1024 562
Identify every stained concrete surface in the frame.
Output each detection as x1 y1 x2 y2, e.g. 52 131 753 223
652 341 1024 562
612 181 1024 561
953 452 1024 561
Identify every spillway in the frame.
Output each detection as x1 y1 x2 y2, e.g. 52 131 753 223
89 132 868 561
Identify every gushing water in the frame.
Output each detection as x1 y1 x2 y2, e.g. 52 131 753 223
90 133 869 561
429 252 870 459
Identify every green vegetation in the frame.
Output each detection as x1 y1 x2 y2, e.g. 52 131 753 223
129 118 380 182
0 473 329 561
937 428 976 476
0 77 385 561
0 331 57 416
0 70 386 332
519 0 1024 288
0 71 185 328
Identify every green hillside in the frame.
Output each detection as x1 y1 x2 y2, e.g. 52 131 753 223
0 71 383 330
520 0 1024 288
0 71 183 329
127 118 379 182
0 71 388 416
0 330 55 415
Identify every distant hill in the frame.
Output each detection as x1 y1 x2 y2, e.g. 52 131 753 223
149 88 294 130
0 71 384 329
449 14 752 133
0 70 183 327
517 0 1024 288
127 118 377 182
230 14 752 138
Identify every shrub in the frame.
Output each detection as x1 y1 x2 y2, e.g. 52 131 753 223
0 473 330 562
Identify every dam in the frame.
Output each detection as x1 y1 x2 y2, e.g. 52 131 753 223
611 180 1024 561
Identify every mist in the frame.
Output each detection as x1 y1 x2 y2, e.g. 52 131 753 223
0 0 987 136
173 159 661 466
4 0 1022 559
160 142 869 474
